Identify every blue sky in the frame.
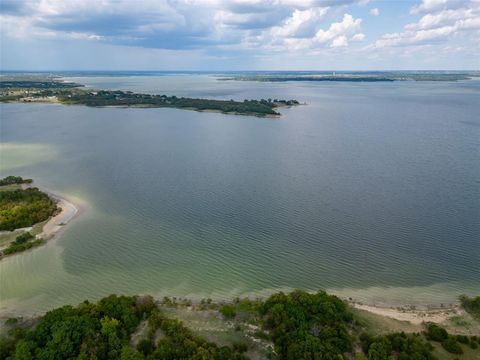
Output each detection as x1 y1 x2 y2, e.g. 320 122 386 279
1 0 479 70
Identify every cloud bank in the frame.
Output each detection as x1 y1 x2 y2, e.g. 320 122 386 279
1 0 478 69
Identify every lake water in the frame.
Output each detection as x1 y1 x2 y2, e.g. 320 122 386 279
1 75 479 315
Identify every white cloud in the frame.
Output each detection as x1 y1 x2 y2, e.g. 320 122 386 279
1 0 477 69
315 14 362 43
331 35 348 47
410 0 466 15
352 33 365 41
270 7 329 37
373 0 480 48
405 8 476 30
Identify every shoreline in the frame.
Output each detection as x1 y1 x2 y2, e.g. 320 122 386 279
349 301 463 325
36 187 79 241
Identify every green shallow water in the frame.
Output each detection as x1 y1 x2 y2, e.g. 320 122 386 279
0 76 479 316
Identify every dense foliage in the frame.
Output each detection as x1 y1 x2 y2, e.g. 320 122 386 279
1 291 479 359
0 188 58 231
0 295 155 360
424 323 478 355
145 310 247 359
58 90 299 116
259 290 353 359
0 295 246 360
459 295 480 320
0 176 33 186
360 332 436 360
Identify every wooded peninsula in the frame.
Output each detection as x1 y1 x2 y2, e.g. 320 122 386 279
0 80 299 117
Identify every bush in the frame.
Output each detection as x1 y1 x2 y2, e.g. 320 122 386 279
360 332 436 360
442 337 463 355
14 232 34 245
459 295 480 320
5 318 18 326
219 304 237 319
232 341 249 353
425 323 448 342
455 335 470 344
136 339 154 355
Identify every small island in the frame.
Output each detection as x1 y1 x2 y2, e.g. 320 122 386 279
0 176 76 258
0 79 300 117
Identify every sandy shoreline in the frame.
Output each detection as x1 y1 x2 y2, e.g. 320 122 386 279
349 301 464 325
36 188 79 241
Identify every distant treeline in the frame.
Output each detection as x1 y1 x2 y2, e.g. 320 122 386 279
221 72 475 82
0 80 80 89
224 76 395 82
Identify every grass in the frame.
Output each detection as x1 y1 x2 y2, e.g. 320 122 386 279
444 314 480 336
0 231 19 246
0 220 47 248
351 308 421 335
160 305 273 360
0 184 22 192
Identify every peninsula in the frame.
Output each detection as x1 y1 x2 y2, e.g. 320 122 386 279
0 79 300 117
0 176 77 258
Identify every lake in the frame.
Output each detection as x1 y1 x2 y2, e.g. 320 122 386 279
1 75 479 315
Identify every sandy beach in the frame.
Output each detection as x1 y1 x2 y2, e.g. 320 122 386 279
350 301 463 325
36 189 79 241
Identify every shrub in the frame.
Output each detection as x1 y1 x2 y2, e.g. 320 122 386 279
425 323 448 342
442 337 463 355
455 335 469 344
14 232 34 245
232 341 249 353
219 304 237 319
136 339 154 355
459 295 480 320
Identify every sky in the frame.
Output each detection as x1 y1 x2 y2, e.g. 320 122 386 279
1 0 479 70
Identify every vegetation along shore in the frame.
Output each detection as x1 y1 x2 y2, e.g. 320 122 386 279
1 291 479 359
